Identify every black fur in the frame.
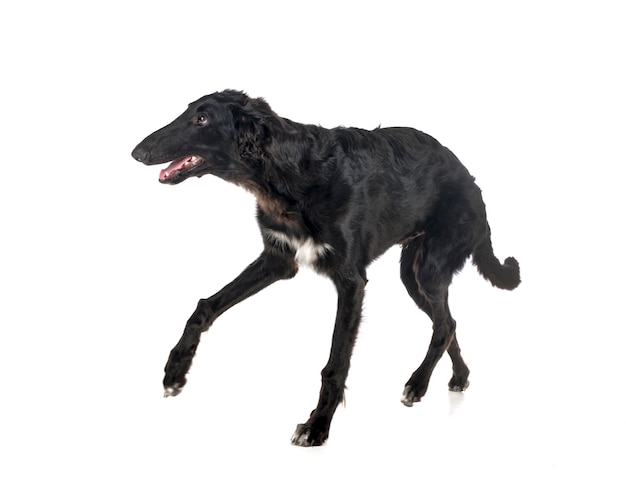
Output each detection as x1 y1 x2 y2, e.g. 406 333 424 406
132 90 520 446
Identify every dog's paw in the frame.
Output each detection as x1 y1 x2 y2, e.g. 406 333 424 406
163 383 184 398
448 376 470 392
400 384 425 407
163 349 191 398
291 423 328 447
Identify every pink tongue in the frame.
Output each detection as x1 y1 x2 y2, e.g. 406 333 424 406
159 157 191 181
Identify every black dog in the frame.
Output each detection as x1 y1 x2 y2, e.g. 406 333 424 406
132 90 520 446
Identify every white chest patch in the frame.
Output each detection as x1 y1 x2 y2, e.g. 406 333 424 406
265 230 332 267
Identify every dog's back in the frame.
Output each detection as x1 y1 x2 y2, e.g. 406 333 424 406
291 125 487 265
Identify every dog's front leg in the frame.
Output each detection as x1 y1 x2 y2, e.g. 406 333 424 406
291 273 366 446
163 250 297 397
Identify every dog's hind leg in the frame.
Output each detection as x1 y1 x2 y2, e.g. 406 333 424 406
291 272 366 447
399 237 470 406
163 249 297 397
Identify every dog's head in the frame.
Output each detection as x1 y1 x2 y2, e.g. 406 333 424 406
132 90 288 185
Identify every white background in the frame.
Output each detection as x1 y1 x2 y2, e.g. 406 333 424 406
1 1 624 475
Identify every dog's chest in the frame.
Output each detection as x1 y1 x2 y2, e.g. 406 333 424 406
265 230 332 267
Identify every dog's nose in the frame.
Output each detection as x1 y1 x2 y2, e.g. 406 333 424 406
132 144 148 163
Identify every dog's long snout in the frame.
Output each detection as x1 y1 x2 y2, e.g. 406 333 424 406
132 144 149 163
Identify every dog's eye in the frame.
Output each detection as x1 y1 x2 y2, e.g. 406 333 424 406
195 114 208 126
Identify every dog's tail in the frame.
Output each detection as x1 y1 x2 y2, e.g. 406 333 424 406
472 235 520 290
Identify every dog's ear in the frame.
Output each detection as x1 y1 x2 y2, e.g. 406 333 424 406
227 92 293 161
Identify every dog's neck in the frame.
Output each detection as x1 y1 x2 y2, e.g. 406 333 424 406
235 122 329 229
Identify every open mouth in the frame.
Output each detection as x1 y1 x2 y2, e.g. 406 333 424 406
159 155 203 183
